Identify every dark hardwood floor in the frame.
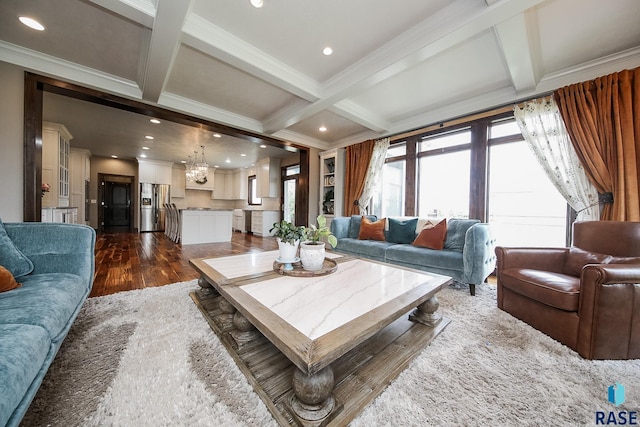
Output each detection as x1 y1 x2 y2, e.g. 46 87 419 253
91 230 277 298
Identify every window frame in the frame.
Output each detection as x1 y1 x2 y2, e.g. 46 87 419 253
248 175 262 206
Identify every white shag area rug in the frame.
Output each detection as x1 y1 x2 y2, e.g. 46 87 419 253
22 280 640 426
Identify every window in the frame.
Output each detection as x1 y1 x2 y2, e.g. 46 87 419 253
371 143 406 217
417 129 471 219
248 175 261 205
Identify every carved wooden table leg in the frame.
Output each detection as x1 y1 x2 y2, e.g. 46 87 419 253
230 310 261 350
409 295 442 327
219 297 236 314
197 275 220 296
290 366 336 423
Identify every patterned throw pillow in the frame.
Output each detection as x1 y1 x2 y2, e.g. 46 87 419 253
358 216 386 241
413 219 447 250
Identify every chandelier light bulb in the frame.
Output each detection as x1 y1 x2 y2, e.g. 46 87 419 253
185 146 209 184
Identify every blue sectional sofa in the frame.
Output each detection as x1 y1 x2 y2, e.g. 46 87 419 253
330 216 496 295
0 220 96 427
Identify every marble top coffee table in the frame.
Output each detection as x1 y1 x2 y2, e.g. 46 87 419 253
190 250 451 426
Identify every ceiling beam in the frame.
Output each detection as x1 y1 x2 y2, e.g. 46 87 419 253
262 0 547 134
492 11 540 92
140 0 192 102
87 0 156 27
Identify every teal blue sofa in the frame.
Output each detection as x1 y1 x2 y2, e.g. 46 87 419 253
330 216 496 295
0 220 96 427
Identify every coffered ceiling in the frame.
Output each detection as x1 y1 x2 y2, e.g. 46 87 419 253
0 0 639 165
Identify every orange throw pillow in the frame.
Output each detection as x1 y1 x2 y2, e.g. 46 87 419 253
413 219 447 250
358 216 386 241
0 265 22 293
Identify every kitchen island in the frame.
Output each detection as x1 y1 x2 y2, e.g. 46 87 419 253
180 208 232 245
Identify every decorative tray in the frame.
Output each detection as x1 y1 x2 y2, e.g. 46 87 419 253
273 258 338 277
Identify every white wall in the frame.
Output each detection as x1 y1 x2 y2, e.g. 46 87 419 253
0 61 24 222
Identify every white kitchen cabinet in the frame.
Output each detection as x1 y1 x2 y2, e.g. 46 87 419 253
212 170 234 199
256 157 281 198
185 167 215 191
138 159 173 185
232 168 249 200
180 209 232 244
42 207 78 223
42 122 73 208
251 210 280 236
171 165 186 198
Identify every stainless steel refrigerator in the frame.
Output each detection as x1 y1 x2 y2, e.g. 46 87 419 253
140 183 170 232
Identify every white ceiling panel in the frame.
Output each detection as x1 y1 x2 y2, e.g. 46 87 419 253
166 44 302 121
287 110 371 143
347 31 511 122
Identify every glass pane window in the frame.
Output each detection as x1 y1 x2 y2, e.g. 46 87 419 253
248 175 262 205
285 165 300 176
488 141 567 247
490 119 522 139
386 143 406 158
420 128 470 152
370 160 405 218
418 151 470 219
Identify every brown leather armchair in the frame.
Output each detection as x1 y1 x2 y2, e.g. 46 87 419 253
495 221 640 360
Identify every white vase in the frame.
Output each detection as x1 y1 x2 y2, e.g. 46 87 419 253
299 241 326 271
277 238 299 261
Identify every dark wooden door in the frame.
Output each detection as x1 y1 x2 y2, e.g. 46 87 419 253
105 182 131 228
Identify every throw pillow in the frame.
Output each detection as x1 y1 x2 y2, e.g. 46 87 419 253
387 217 419 244
443 219 480 252
358 216 386 241
413 218 447 250
0 265 21 293
0 218 34 278
348 215 377 239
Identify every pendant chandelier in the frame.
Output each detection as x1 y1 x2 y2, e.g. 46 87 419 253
186 145 209 184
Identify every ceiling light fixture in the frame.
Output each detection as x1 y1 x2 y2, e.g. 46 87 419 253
322 47 333 56
241 153 246 157
145 135 154 140
259 144 267 148
250 0 263 8
142 146 149 150
139 154 147 158
150 119 161 124
19 17 45 31
225 159 231 163
111 155 118 159
213 133 222 138
185 145 209 184
319 126 327 132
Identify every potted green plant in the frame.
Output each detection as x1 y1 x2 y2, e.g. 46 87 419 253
300 215 337 271
270 220 305 261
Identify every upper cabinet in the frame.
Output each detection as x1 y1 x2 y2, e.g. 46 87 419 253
320 148 345 218
42 122 73 208
171 165 186 198
256 157 281 198
138 159 173 185
212 170 235 199
232 168 249 200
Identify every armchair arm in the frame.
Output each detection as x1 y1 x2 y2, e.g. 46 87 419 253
577 263 640 359
462 223 497 285
495 247 568 274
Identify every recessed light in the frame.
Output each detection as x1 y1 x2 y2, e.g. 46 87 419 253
180 160 186 164
139 154 147 158
111 155 118 159
213 133 222 138
214 165 220 168
145 135 154 140
250 0 263 7
225 159 231 163
319 126 327 132
241 153 246 157
260 144 267 148
19 17 45 31
322 47 333 56
142 146 150 150
150 119 161 124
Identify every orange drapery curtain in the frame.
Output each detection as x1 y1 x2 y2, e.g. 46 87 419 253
344 139 376 216
554 66 640 221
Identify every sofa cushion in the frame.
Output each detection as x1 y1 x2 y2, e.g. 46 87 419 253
563 247 640 277
0 323 50 426
0 218 33 278
348 215 377 239
0 273 87 342
387 217 418 244
500 268 580 312
358 217 386 241
413 219 447 250
386 244 463 271
444 219 480 252
335 238 395 260
0 266 21 293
